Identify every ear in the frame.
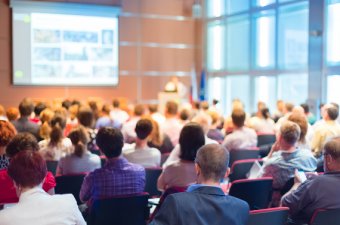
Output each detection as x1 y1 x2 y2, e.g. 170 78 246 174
195 163 200 175
224 167 230 178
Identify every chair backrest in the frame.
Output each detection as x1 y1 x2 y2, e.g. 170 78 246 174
46 160 58 176
229 149 259 167
229 178 273 210
89 193 150 225
257 133 276 147
145 167 162 197
309 208 340 225
247 207 289 225
229 159 263 182
55 173 86 205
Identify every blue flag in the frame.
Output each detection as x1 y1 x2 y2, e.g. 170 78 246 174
199 69 206 101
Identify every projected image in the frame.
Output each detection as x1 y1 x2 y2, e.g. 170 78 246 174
102 30 113 45
87 48 113 61
33 29 61 43
33 65 61 77
64 47 88 61
93 66 115 78
33 48 61 61
64 64 92 78
63 31 98 43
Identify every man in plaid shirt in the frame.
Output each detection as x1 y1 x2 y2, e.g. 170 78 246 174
80 127 145 204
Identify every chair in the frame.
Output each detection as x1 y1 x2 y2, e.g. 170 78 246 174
88 193 150 225
229 159 263 182
229 148 260 167
229 178 273 210
55 173 86 205
257 133 276 147
246 207 289 225
309 208 340 225
145 167 162 197
46 160 58 176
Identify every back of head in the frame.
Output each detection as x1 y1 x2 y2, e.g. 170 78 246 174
8 151 47 189
148 104 158 114
134 104 145 116
288 113 307 143
39 108 55 124
49 115 67 146
68 126 89 157
101 104 111 115
112 99 120 108
179 122 205 161
77 106 94 127
326 105 339 120
62 99 72 110
34 103 47 117
300 103 309 114
195 144 229 182
19 98 34 117
179 109 190 121
200 101 209 110
0 120 17 147
261 108 270 119
166 101 178 116
96 127 124 158
6 107 19 121
324 136 340 162
285 102 294 113
232 109 246 128
280 121 301 146
135 118 153 140
6 133 39 158
191 113 212 134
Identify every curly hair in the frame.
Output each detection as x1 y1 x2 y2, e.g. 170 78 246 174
0 121 17 147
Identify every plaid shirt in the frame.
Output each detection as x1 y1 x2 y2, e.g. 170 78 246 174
80 157 145 203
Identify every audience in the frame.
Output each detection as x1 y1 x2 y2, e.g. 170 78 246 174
148 104 166 125
157 122 205 191
249 107 275 133
110 98 129 124
121 104 145 143
56 126 100 175
282 136 340 225
0 121 16 170
80 127 145 204
0 151 86 225
123 118 161 167
206 110 224 144
150 144 249 225
6 107 19 122
77 106 98 153
147 117 174 154
161 101 183 146
95 104 121 129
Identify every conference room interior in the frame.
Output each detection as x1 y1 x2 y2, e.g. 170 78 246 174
1 0 340 224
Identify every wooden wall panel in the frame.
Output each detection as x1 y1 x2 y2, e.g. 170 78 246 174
0 39 10 72
119 17 139 42
119 46 138 71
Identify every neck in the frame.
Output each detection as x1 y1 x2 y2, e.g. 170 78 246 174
197 178 220 187
135 139 148 149
0 146 5 155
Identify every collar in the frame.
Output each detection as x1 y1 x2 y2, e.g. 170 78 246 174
186 184 225 196
19 187 46 203
105 157 129 168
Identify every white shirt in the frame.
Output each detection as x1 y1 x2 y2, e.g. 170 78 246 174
121 117 140 143
110 108 129 124
222 127 257 151
0 187 86 225
161 118 183 146
123 143 161 167
39 138 73 161
57 151 101 175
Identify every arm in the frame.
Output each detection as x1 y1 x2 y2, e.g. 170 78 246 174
79 173 93 203
157 172 166 192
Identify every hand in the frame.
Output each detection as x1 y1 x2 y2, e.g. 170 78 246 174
294 169 303 184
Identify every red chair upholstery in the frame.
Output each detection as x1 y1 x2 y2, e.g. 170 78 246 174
309 208 340 225
229 148 260 167
145 167 162 197
88 193 150 225
247 207 289 225
229 178 273 210
55 173 87 205
229 159 263 182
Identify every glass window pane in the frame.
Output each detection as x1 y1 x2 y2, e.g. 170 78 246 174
227 15 249 71
206 0 226 18
278 2 308 70
277 73 308 105
254 76 277 113
208 77 225 114
327 75 340 105
227 0 249 14
254 11 276 69
225 75 250 115
207 21 226 71
255 0 275 7
327 0 340 65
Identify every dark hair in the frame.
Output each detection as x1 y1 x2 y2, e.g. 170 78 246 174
102 104 111 115
166 101 178 115
8 151 47 188
134 104 145 116
231 109 246 128
195 144 229 182
6 133 39 158
135 119 153 140
179 122 205 161
112 99 120 108
148 104 158 113
0 121 17 147
18 98 34 117
49 115 66 146
179 109 190 121
327 106 339 120
324 136 340 160
261 108 270 119
68 127 89 157
71 100 81 107
34 103 47 117
300 103 310 114
96 127 124 158
62 99 72 110
77 107 94 128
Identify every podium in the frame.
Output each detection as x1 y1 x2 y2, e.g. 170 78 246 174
158 92 186 114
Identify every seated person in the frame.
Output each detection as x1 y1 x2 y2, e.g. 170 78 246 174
0 121 16 170
259 121 317 206
57 126 101 175
80 127 145 204
282 136 340 225
123 118 161 167
150 144 249 225
157 122 205 191
222 109 257 150
0 151 85 225
0 133 56 204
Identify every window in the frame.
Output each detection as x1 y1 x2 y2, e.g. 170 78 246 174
207 21 226 71
254 0 275 7
277 73 308 105
225 75 250 114
254 76 277 112
227 0 249 14
327 75 340 105
206 0 226 18
327 0 340 65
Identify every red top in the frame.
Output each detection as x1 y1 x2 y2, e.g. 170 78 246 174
0 169 56 204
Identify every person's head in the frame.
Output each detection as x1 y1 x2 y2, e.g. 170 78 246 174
292 106 305 117
179 108 190 122
6 133 39 158
195 144 229 183
323 104 339 121
279 121 301 148
39 108 55 124
8 151 47 191
148 104 158 114
165 101 178 116
231 109 246 128
284 102 294 114
77 106 94 128
145 116 162 146
112 99 120 108
18 98 34 117
68 126 89 157
49 115 66 146
101 104 111 115
34 103 47 118
261 108 271 119
200 101 209 111
300 103 310 114
231 99 244 111
323 137 340 172
257 101 266 111
6 107 19 121
61 99 72 110
179 122 205 161
69 104 80 120
0 121 17 148
134 104 145 117
287 113 308 144
135 118 153 140
96 127 124 158
277 100 285 112
191 113 212 134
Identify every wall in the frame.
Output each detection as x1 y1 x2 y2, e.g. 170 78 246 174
0 0 201 108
